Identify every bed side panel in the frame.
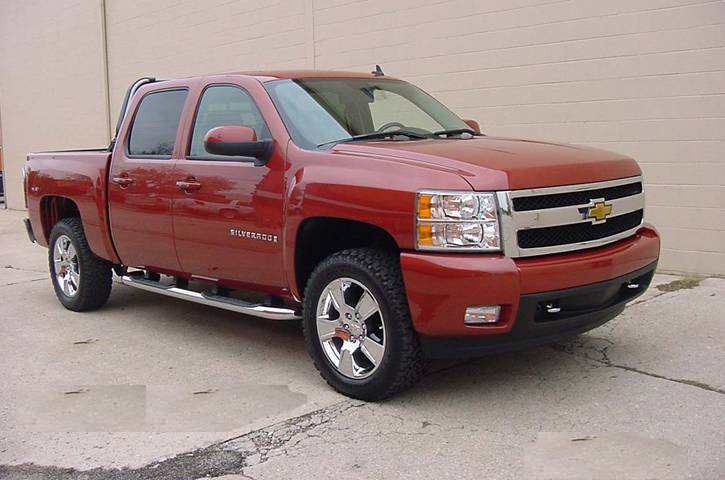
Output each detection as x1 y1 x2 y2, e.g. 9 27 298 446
26 150 119 263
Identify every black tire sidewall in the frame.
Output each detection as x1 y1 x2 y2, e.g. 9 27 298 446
303 252 416 400
47 218 111 311
49 221 84 309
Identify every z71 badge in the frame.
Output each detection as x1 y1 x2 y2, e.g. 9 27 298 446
230 228 278 243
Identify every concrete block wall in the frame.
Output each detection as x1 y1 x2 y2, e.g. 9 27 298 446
0 0 723 274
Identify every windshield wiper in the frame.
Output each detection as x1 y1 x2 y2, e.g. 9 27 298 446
432 128 478 137
317 130 431 149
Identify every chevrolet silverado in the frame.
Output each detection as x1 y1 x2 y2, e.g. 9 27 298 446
23 70 660 400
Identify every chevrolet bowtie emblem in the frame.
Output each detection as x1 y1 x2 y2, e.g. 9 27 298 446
579 199 612 224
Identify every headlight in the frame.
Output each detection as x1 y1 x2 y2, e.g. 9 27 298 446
416 191 500 251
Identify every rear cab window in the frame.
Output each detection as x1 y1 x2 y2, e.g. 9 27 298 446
127 89 188 158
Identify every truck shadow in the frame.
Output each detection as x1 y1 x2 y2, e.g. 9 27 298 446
106 281 607 403
104 283 311 369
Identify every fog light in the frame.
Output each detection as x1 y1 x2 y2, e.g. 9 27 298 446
464 305 501 325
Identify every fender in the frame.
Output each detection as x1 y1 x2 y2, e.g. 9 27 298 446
282 145 472 299
26 151 120 264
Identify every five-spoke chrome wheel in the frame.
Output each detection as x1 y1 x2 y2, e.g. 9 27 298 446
316 277 386 379
53 234 80 297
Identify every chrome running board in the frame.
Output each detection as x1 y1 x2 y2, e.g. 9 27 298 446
121 274 301 321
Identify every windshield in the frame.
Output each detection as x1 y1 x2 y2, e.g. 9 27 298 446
264 78 471 150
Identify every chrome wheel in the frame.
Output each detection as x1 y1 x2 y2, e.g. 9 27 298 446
316 277 386 379
53 234 80 297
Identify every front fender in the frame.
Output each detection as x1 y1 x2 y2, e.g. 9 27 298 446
282 147 472 298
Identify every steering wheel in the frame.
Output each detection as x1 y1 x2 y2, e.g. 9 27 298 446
376 121 406 133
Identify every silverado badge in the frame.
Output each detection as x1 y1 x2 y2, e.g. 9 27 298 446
230 228 278 243
579 199 612 224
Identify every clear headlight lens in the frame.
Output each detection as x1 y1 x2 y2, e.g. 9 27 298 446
417 191 500 251
441 194 478 219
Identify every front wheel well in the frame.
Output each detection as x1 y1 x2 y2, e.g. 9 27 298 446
40 196 81 243
294 217 399 297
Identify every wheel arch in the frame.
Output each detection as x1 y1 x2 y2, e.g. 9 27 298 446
39 195 81 243
294 216 400 299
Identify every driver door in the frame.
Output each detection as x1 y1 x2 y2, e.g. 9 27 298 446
171 81 286 291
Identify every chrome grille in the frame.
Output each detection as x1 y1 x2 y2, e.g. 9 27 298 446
517 210 643 249
512 181 642 211
496 176 645 258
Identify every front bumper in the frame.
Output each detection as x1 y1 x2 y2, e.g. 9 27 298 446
419 261 655 358
400 224 660 356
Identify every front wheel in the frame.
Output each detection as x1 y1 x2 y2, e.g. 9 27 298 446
48 218 112 311
303 248 424 401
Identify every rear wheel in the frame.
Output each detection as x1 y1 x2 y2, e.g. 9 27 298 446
48 218 112 311
303 248 424 401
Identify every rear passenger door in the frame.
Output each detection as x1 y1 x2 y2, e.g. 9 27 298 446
171 81 286 291
108 87 188 272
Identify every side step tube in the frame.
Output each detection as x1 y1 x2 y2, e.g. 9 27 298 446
121 275 301 321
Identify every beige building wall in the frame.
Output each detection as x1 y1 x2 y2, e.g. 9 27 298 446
0 0 110 211
104 0 315 117
312 0 725 274
0 0 723 274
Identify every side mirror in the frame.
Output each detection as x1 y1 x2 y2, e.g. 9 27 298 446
204 125 273 166
463 119 481 134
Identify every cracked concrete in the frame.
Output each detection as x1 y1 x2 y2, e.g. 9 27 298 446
1 208 724 479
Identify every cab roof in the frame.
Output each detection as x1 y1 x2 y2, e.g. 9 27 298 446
149 70 400 86
226 70 400 82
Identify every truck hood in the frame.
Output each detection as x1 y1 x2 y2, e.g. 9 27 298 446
332 136 641 190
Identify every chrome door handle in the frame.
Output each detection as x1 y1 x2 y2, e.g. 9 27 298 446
176 179 202 192
111 176 134 188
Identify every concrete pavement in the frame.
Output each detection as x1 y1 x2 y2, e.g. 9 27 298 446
0 208 723 479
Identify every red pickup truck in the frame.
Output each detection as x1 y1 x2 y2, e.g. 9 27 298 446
23 70 659 400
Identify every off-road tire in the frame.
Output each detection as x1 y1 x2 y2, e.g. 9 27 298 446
48 218 112 311
303 248 424 401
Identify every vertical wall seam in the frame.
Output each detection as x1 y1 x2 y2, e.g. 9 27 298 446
100 0 112 143
306 0 316 68
311 0 316 68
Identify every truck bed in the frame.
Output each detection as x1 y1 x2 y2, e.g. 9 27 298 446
26 149 118 263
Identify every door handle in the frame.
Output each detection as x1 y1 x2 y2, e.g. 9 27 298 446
111 175 134 188
176 178 202 193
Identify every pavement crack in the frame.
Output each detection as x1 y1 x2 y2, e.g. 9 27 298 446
606 363 725 395
218 400 360 459
3 264 46 274
63 388 90 395
628 290 668 306
553 344 725 395
0 400 357 480
1 277 46 287
192 388 219 395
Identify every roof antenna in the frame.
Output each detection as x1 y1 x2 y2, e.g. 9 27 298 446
371 65 384 76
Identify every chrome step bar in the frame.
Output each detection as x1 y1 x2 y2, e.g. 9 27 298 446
121 274 301 321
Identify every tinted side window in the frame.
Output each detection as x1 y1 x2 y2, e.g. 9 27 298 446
190 85 270 157
128 89 187 157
